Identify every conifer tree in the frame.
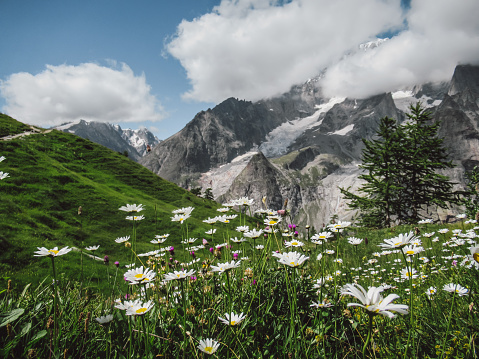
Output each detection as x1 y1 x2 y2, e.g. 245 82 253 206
396 103 458 223
340 116 404 227
341 103 458 227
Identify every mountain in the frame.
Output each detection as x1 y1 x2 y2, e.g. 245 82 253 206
54 120 160 161
140 64 479 228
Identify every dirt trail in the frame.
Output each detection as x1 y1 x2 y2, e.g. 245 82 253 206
1 126 51 141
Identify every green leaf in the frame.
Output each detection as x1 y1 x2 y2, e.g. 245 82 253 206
0 308 25 327
19 322 32 337
27 329 47 346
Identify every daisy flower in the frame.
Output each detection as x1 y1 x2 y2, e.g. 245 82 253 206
426 287 437 297
203 217 218 225
284 240 304 248
34 246 72 257
418 219 433 224
0 172 9 180
236 197 254 207
400 268 418 280
218 312 246 326
402 244 424 256
310 300 333 308
210 260 241 273
443 283 469 296
205 229 217 235
164 269 196 281
115 236 130 243
275 251 309 268
378 232 416 249
198 338 220 355
125 300 154 316
171 213 190 224
124 266 156 285
244 229 264 239
85 245 100 251
236 225 249 233
119 204 144 213
341 283 408 318
348 237 363 245
264 217 281 226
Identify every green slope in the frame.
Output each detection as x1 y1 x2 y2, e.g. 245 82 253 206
0 114 254 291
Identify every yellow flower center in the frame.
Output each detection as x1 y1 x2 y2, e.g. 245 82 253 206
394 242 401 246
406 250 414 255
136 307 147 314
290 261 296 266
473 253 479 263
292 242 298 245
177 274 181 278
269 220 277 225
231 320 236 325
49 250 59 255
135 274 144 279
205 346 213 353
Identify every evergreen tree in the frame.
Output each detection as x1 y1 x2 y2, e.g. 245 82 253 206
397 103 458 223
340 116 404 227
341 103 458 227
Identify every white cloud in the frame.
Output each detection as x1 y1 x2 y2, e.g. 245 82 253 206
321 0 479 98
167 0 479 103
0 62 164 127
166 0 404 102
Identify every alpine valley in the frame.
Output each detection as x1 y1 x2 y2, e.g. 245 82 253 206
140 64 479 229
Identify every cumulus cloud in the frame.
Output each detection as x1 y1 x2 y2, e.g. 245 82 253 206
166 0 404 102
0 62 164 127
321 0 479 98
167 0 479 103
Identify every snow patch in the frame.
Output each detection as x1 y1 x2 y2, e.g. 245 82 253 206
54 119 84 131
392 91 442 113
329 124 354 136
198 150 259 198
259 97 345 157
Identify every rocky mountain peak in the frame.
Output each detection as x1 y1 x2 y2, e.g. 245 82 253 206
448 64 479 96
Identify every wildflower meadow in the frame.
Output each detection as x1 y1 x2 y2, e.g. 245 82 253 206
1 191 479 358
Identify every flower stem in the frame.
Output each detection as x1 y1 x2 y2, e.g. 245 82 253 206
363 313 373 358
439 291 456 359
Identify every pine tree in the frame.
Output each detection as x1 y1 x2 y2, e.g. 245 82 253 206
340 116 404 227
396 103 458 223
341 103 458 227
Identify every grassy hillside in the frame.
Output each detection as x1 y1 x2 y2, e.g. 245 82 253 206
0 114 257 292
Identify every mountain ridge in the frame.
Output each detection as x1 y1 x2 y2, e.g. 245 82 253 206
141 64 479 228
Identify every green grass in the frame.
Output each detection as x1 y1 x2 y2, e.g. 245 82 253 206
0 115 259 293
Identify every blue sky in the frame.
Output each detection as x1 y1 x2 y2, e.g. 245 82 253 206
1 0 478 139
0 0 219 138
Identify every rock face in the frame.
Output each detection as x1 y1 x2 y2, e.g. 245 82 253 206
140 88 323 184
141 64 479 228
54 120 160 161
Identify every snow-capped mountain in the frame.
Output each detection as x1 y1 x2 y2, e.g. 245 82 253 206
141 64 479 228
54 120 160 162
